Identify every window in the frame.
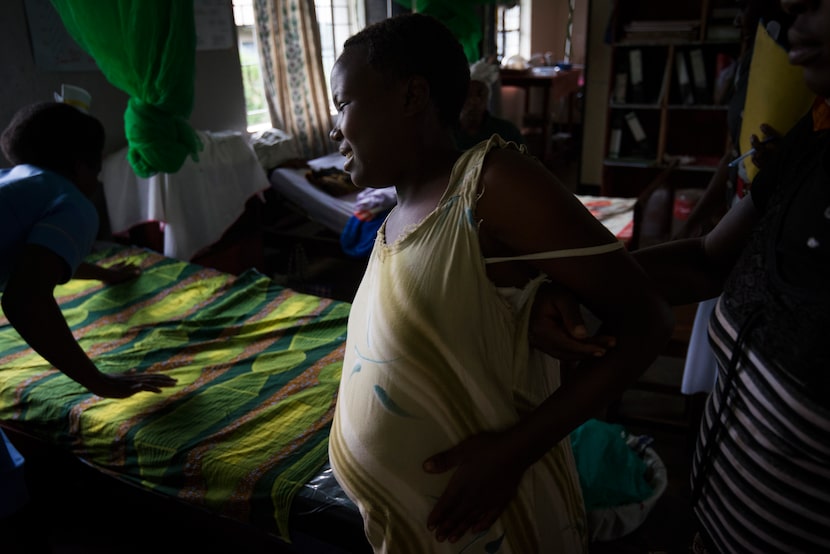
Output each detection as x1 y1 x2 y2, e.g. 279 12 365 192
315 0 364 113
232 0 364 131
232 0 270 132
496 1 529 63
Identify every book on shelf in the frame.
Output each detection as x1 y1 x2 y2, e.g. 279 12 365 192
688 48 710 104
628 49 646 103
608 115 624 158
624 111 651 156
621 19 700 42
713 53 737 105
613 71 628 103
675 51 695 105
707 24 741 41
612 53 628 103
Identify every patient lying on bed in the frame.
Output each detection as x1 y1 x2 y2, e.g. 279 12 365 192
340 187 397 258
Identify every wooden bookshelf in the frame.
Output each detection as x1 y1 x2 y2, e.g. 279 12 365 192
600 0 743 208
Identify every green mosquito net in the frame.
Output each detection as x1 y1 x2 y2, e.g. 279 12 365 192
51 0 203 177
396 0 493 63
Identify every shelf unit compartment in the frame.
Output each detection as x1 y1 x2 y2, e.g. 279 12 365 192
606 107 662 163
610 45 670 106
613 0 702 42
668 43 742 107
598 0 742 220
663 109 729 168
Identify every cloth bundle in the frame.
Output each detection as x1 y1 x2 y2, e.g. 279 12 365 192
340 187 397 258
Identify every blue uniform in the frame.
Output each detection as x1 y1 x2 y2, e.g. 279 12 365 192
0 164 98 517
0 164 98 288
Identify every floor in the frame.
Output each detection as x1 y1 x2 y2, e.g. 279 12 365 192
4 152 704 553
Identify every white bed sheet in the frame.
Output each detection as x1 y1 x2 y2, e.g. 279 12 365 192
268 152 637 243
102 130 271 261
268 152 360 234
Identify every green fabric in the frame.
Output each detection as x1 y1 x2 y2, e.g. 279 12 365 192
570 419 654 511
396 0 496 63
0 246 349 541
50 0 203 177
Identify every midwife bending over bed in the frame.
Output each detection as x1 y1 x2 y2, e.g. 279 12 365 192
0 102 178 398
326 13 673 553
0 100 178 540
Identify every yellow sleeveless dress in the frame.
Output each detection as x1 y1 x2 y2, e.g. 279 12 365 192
329 136 591 553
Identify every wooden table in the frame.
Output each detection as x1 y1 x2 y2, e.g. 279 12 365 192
500 67 583 163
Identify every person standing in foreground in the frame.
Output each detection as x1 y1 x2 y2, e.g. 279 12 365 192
326 13 673 553
0 102 177 534
529 0 829 551
637 0 829 550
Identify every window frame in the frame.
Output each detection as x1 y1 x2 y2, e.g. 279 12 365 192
232 0 366 129
496 0 530 63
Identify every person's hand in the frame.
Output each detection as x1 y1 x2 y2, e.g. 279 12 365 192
530 282 616 360
85 371 177 399
74 261 142 284
749 123 782 169
100 262 142 285
423 430 527 543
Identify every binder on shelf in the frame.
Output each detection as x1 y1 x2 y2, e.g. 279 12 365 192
713 53 737 105
624 111 651 156
675 51 695 104
613 71 628 103
608 115 623 158
689 49 710 104
628 49 646 103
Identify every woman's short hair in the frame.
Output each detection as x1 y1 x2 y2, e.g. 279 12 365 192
1 102 105 176
342 13 470 128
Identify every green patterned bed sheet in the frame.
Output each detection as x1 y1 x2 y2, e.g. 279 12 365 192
0 246 350 542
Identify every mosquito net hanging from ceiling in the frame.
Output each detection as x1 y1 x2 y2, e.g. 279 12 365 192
51 0 203 177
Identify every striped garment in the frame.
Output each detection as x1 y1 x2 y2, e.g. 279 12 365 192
690 110 830 553
329 136 588 553
691 299 830 553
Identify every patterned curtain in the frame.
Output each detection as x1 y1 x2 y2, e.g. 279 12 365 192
253 0 334 159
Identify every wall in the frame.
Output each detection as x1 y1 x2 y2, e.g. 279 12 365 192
500 0 589 149
580 0 613 187
499 0 611 188
0 0 248 166
529 0 587 64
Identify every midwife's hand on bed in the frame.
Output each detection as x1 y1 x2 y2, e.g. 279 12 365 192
530 282 616 360
74 261 141 284
423 431 526 543
99 262 142 285
86 371 178 399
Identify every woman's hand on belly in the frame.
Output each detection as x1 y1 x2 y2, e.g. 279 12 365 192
422 429 527 543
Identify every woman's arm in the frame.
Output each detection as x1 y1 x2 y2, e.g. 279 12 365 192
73 260 142 284
633 192 760 305
2 245 175 398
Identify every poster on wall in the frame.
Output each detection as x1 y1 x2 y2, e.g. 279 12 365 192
194 0 235 51
24 0 233 72
24 0 98 72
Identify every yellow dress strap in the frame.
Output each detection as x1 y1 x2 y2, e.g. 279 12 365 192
484 240 624 264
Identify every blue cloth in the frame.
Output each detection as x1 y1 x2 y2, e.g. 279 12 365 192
0 165 98 289
340 212 388 258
